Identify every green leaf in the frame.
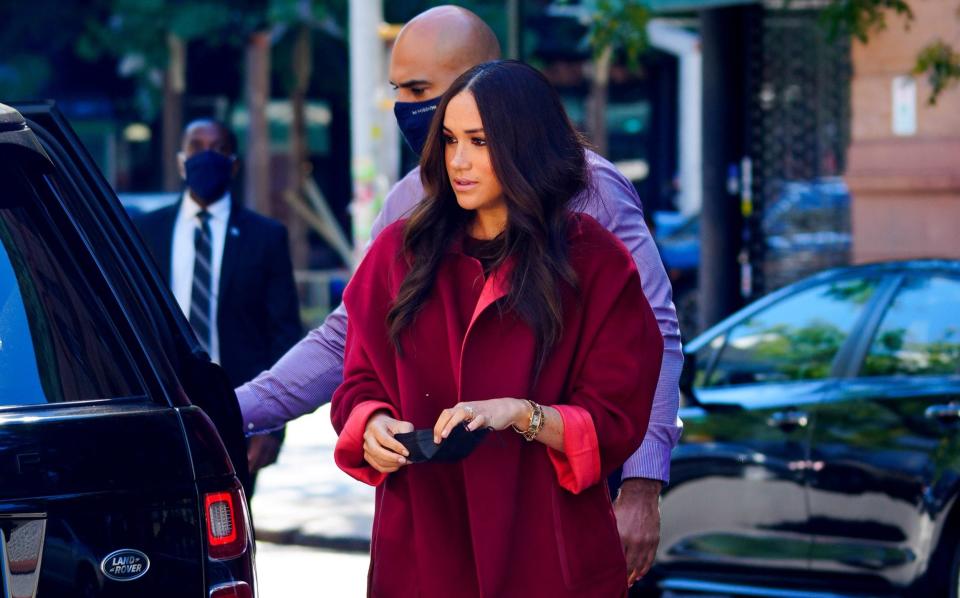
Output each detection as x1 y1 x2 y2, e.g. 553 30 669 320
578 0 651 68
912 39 960 104
819 0 914 43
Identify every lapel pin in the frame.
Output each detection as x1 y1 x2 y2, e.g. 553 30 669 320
230 227 240 237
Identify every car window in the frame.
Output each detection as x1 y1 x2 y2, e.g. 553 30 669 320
693 334 725 388
704 277 880 387
861 275 960 377
0 158 144 406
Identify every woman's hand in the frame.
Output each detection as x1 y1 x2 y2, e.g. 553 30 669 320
363 412 415 473
433 398 530 443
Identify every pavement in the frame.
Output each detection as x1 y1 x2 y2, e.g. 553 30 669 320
250 404 375 552
255 541 369 597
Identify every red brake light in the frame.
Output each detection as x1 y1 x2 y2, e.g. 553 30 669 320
210 581 252 598
204 489 247 560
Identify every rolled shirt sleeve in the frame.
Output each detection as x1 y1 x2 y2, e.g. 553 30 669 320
236 304 348 434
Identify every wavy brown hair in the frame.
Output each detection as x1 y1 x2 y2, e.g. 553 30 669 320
386 60 589 373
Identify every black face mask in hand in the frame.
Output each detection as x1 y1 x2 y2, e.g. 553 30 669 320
395 424 489 464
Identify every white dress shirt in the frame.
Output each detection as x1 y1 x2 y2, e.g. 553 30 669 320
171 191 231 364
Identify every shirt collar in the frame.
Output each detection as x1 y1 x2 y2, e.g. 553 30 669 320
180 190 232 222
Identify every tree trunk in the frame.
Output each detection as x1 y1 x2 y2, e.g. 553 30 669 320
245 30 272 215
288 23 312 270
586 44 612 157
162 33 185 192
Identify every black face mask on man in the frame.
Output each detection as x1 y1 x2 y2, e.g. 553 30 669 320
184 150 234 203
393 96 442 156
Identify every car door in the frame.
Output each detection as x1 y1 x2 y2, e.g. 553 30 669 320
0 117 208 596
807 270 960 590
7 102 256 596
660 274 885 581
12 102 249 486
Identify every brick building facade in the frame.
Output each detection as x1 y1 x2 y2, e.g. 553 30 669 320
846 0 960 262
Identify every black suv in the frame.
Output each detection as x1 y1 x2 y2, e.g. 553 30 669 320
0 103 256 597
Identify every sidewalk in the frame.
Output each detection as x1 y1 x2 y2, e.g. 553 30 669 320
250 404 375 552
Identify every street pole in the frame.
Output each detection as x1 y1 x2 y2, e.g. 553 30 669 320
698 6 749 331
348 0 389 263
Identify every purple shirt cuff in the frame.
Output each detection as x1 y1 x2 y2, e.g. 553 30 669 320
622 433 676 484
238 384 288 436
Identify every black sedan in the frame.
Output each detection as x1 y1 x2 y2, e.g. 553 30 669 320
649 260 960 598
1 102 255 596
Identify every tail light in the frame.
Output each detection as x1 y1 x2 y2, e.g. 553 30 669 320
204 488 248 560
210 581 253 598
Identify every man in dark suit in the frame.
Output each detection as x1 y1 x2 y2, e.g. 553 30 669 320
136 118 302 495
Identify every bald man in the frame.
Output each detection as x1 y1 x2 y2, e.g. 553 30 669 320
236 5 683 584
390 6 500 155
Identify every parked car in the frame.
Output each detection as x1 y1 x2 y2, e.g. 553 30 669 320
1 101 255 597
641 259 960 597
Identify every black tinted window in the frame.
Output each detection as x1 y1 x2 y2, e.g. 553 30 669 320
0 157 143 406
706 277 879 386
862 275 960 377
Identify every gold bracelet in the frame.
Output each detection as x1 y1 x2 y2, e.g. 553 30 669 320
526 401 544 441
512 400 544 442
511 400 533 436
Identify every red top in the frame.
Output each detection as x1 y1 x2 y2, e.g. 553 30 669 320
331 215 663 597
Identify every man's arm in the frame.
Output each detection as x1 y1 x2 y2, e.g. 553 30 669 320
236 168 426 435
582 152 684 483
581 152 684 581
237 303 347 433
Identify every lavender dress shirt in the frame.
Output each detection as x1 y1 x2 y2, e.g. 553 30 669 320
237 150 684 483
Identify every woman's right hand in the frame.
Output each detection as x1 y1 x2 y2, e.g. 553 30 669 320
363 412 415 473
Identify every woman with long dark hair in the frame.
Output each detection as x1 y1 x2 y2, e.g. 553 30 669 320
331 60 663 597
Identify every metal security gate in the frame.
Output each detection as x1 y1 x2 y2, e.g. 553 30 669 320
744 8 852 296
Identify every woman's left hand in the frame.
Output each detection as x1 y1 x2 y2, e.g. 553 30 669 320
433 398 529 444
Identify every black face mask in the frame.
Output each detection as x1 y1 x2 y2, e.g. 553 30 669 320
394 424 489 463
394 96 442 156
184 150 234 203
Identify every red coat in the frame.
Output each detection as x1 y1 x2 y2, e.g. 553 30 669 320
331 215 663 598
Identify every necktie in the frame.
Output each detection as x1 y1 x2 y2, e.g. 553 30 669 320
190 210 213 351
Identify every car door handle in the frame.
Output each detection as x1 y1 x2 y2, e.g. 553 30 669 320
16 452 42 474
767 410 809 431
925 402 960 422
